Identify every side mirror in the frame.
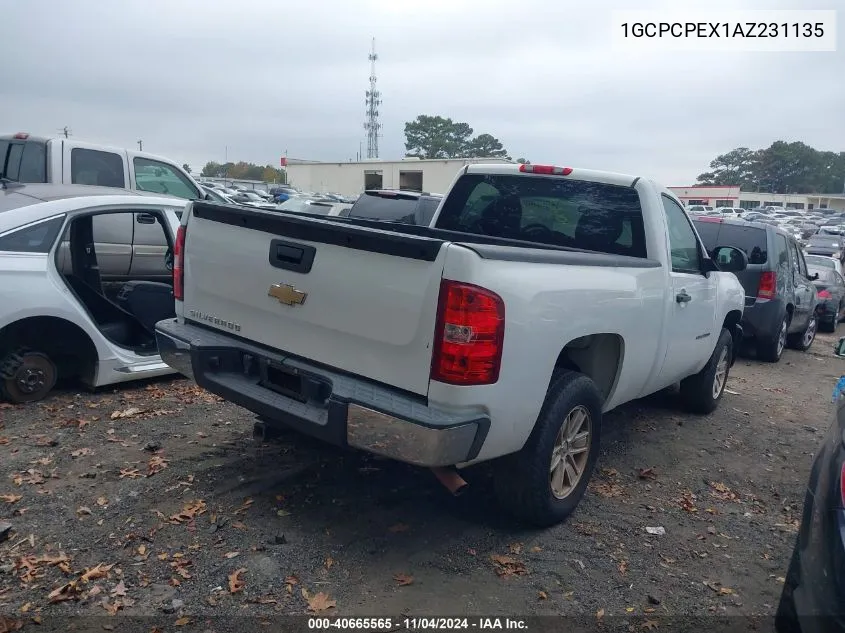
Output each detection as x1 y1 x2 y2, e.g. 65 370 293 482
136 213 156 225
811 272 820 281
835 336 845 357
711 246 748 273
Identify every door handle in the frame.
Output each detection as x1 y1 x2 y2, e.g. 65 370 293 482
676 290 692 304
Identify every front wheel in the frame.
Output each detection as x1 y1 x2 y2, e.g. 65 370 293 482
679 328 733 414
787 313 817 351
492 371 603 527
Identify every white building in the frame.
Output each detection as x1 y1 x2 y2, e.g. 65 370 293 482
283 157 513 197
669 185 845 212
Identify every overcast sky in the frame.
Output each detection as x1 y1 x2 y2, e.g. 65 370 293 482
2 0 841 185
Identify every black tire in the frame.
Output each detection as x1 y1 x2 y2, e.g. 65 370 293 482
492 370 603 527
787 313 817 352
1 350 58 404
757 315 788 363
774 543 801 633
679 328 733 414
821 316 838 333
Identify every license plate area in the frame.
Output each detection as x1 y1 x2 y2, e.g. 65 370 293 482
260 360 307 402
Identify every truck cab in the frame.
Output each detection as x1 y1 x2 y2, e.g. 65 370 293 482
0 133 204 201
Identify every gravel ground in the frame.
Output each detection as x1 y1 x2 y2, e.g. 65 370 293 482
0 330 842 631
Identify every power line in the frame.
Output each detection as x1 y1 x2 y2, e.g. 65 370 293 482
363 37 382 159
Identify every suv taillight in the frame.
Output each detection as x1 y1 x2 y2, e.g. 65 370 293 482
757 271 776 300
173 225 186 301
430 280 505 386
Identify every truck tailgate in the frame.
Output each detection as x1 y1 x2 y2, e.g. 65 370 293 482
181 203 449 396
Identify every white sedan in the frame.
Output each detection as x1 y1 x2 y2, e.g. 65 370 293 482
0 183 185 403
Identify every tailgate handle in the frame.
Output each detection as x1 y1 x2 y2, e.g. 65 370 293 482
269 238 316 273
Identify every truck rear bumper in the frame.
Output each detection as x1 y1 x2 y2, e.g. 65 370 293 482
154 319 489 468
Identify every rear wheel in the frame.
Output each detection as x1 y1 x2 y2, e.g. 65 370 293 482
679 328 733 414
0 349 58 404
787 313 817 352
493 371 602 527
757 316 788 363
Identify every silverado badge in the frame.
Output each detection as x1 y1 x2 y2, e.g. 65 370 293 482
268 283 308 307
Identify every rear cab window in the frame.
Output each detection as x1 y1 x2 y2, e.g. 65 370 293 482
693 221 769 265
134 157 200 200
434 174 647 258
71 148 125 187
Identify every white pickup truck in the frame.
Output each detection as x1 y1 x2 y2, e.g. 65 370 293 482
155 163 748 526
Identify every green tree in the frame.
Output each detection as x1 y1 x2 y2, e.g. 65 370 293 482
696 142 845 194
200 160 285 183
403 115 509 159
182 163 192 174
464 133 510 159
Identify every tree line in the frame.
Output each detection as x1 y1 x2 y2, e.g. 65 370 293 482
200 161 287 183
697 141 845 194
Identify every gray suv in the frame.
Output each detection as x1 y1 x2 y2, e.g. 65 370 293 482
694 216 820 362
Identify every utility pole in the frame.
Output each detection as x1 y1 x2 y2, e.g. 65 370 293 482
137 140 143 151
363 37 382 159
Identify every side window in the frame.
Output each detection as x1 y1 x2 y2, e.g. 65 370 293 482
797 250 809 278
133 157 199 200
0 140 9 177
0 216 65 253
19 142 47 183
661 196 702 274
71 148 125 188
5 143 24 180
786 240 801 279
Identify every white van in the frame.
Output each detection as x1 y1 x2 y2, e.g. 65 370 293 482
0 133 205 201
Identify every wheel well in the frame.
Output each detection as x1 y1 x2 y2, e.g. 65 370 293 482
552 333 623 403
0 317 98 384
722 309 742 332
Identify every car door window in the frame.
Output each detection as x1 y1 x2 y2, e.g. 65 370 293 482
661 195 702 274
133 157 199 200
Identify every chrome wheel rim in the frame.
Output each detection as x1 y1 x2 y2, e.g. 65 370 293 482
776 320 787 357
550 405 591 500
712 347 729 399
803 317 817 347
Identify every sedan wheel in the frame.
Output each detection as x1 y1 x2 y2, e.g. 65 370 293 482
802 316 817 348
2 351 58 404
776 319 787 357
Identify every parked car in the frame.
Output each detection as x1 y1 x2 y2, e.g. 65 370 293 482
687 205 714 214
715 207 744 218
200 185 236 205
804 254 843 276
156 162 748 526
694 216 820 362
276 198 346 216
340 189 444 226
806 232 845 263
0 183 183 403
776 348 845 631
229 191 277 210
807 266 845 332
0 133 205 201
269 186 299 203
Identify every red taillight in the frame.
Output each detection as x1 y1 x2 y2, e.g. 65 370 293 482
431 280 505 386
819 289 832 299
13 132 29 140
518 164 572 176
757 271 776 300
173 225 186 301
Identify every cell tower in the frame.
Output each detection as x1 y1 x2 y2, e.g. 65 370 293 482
363 37 382 159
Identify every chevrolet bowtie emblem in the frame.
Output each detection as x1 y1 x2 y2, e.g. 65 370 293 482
268 283 308 306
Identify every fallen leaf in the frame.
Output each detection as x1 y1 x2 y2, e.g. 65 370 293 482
224 552 240 559
119 468 142 479
111 407 143 420
305 590 337 612
0 617 23 632
530 546 543 553
590 481 624 498
233 498 254 515
48 581 81 603
325 556 334 570
538 591 548 600
626 607 635 613
228 568 247 593
76 506 92 516
232 521 248 530
137 545 147 556
508 543 523 555
709 481 740 502
718 587 735 595
0 494 22 504
490 554 528 577
80 563 114 582
618 560 628 575
679 491 698 513
388 523 409 533
110 580 127 597
596 608 605 619
147 456 168 476
169 500 207 523
71 448 94 458
96 496 108 507
19 603 31 614
174 617 192 626
393 573 414 586
642 620 659 630
637 467 657 480
157 553 169 561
